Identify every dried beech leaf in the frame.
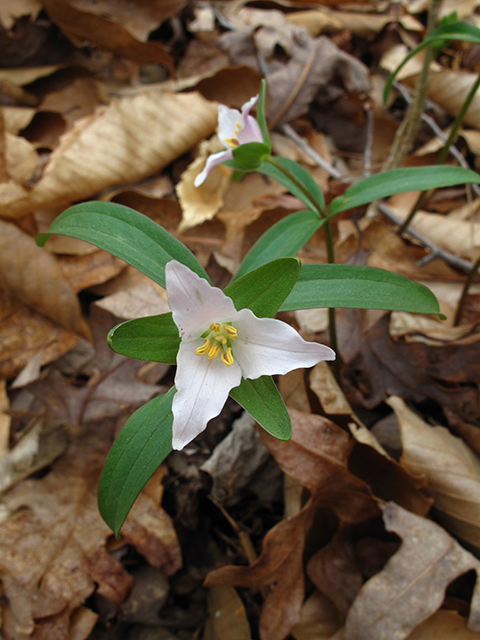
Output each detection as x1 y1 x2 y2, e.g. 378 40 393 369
204 586 251 640
408 609 480 639
291 590 340 640
388 395 480 553
0 220 90 339
345 502 480 640
0 91 217 219
428 70 480 128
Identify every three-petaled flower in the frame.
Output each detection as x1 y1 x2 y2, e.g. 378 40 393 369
194 95 264 187
165 260 335 450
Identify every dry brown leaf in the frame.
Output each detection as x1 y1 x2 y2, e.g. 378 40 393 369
205 410 378 640
388 395 480 553
0 379 10 456
2 106 36 134
0 91 217 219
310 361 353 415
0 289 78 380
203 586 251 640
0 423 181 639
407 609 480 639
0 220 90 339
344 502 480 640
291 590 340 640
40 0 174 67
428 70 480 128
5 132 39 183
0 0 41 29
57 250 126 293
68 0 186 41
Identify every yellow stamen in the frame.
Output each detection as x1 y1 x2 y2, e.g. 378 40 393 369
221 347 234 367
210 322 220 332
225 137 239 148
215 335 227 345
195 338 211 356
224 325 237 338
207 344 221 359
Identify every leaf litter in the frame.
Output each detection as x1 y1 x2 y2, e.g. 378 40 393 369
1 1 480 639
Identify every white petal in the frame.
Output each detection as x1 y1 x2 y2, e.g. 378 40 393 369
217 104 243 146
237 115 263 145
240 95 259 118
194 148 233 187
172 341 242 449
232 308 335 379
165 260 238 341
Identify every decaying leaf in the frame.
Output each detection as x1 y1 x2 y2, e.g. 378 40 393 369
0 91 217 219
203 586 251 640
344 502 480 640
388 395 480 554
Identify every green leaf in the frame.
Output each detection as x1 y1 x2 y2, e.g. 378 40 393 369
328 166 480 216
230 376 291 441
232 210 324 282
225 257 300 318
384 22 480 102
257 79 271 151
98 388 174 535
258 157 325 214
108 313 180 363
232 142 271 170
36 201 208 288
280 264 441 315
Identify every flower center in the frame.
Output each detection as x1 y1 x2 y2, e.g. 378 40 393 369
224 121 242 148
195 322 237 367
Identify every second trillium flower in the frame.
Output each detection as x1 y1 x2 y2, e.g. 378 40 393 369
194 95 265 187
165 260 335 450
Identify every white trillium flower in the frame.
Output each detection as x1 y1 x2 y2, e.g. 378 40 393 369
194 95 264 187
165 260 336 450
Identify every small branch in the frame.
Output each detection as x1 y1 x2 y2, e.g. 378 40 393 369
379 203 474 272
454 255 480 326
279 123 344 179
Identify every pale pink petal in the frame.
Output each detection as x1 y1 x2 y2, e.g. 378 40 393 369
194 148 233 187
237 115 263 145
232 308 335 380
240 95 259 118
172 341 242 449
217 104 243 146
165 260 238 341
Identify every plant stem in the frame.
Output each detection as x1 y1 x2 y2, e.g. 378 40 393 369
398 72 480 237
453 255 480 326
265 156 340 375
383 0 442 171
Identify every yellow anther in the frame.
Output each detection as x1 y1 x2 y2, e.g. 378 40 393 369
210 322 220 332
195 338 211 356
225 137 239 148
207 344 221 359
215 335 227 345
223 325 237 338
221 347 234 367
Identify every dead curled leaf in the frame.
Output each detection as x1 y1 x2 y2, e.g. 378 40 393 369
0 91 218 218
388 395 480 554
344 502 480 640
0 424 181 639
0 220 91 339
205 409 378 640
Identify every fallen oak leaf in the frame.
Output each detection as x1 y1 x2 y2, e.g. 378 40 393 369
344 502 480 640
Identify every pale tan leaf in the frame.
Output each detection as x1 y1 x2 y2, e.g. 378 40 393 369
94 282 169 320
291 590 340 640
0 0 41 29
0 65 63 87
344 502 480 640
177 138 232 233
388 396 480 553
0 380 10 457
204 586 251 640
310 361 353 415
0 220 90 339
428 71 480 128
408 610 480 640
2 107 36 135
5 132 39 184
0 91 217 219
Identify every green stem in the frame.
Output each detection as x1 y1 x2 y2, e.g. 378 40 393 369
398 72 480 237
453 255 480 326
265 156 340 376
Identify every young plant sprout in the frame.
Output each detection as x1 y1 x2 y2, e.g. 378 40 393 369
166 260 335 450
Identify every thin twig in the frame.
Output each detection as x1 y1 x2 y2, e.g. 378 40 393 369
279 123 344 179
379 203 474 272
454 255 480 326
364 107 374 178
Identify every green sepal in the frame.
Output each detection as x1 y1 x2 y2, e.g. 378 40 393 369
36 201 209 288
225 257 300 318
232 142 271 170
230 376 291 441
280 264 441 315
328 166 480 217
108 313 180 363
258 157 325 214
98 388 175 535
